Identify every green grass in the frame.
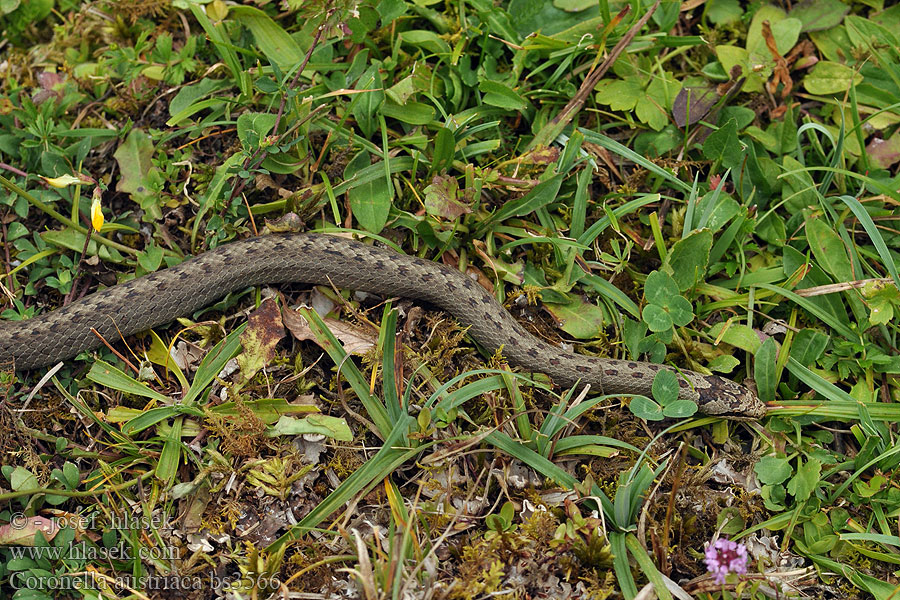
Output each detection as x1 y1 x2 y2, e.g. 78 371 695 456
1 0 900 598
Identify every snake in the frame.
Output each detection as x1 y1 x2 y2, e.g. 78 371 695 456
0 233 765 418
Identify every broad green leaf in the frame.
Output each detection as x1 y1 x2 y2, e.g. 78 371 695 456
381 100 435 125
702 119 743 169
157 417 183 483
708 354 739 373
715 45 763 93
638 74 681 131
804 61 864 95
808 26 854 63
399 30 451 55
352 65 384 138
430 126 456 174
746 6 789 54
642 304 673 332
787 457 822 501
595 79 642 112
845 15 899 49
651 370 679 404
629 396 665 421
114 128 162 219
755 337 778 404
87 361 171 403
136 244 165 273
782 155 818 212
40 229 125 263
662 399 698 419
344 151 392 234
806 215 853 281
544 296 607 339
862 280 898 326
790 329 830 367
707 322 762 353
707 0 742 25
664 229 713 291
236 112 278 150
9 466 39 491
790 0 849 32
120 405 201 435
666 296 694 327
696 191 740 231
479 80 529 111
755 456 793 485
270 415 353 441
229 6 303 70
169 77 227 118
377 0 407 22
644 270 680 305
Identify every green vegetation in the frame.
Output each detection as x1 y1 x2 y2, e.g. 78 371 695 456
1 0 900 598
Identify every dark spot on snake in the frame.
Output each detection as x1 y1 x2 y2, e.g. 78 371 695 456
493 321 503 331
422 274 434 282
631 372 644 378
481 296 492 304
526 349 539 358
587 357 600 365
575 365 590 373
679 380 689 388
549 358 560 366
446 282 457 291
627 362 638 369
467 298 478 308
647 364 660 371
323 249 343 257
604 369 617 376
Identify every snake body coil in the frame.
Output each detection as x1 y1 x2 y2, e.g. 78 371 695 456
0 234 764 417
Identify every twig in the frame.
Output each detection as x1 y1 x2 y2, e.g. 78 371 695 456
528 0 661 149
216 10 331 228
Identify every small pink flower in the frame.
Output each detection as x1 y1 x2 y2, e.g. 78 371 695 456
704 538 748 584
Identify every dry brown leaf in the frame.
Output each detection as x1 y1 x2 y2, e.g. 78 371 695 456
237 298 285 381
282 307 376 356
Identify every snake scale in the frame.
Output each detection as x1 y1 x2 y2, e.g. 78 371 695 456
0 234 765 418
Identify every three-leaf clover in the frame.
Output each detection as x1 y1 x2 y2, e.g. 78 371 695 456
628 370 699 421
642 270 694 343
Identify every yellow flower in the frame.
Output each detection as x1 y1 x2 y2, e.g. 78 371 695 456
41 173 95 188
90 188 104 231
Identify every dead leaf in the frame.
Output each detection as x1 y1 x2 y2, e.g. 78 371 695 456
0 516 59 545
237 298 285 381
519 145 560 164
424 174 472 221
867 135 900 169
672 84 719 127
283 307 375 356
762 20 793 99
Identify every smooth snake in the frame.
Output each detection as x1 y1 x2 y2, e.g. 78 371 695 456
0 234 765 418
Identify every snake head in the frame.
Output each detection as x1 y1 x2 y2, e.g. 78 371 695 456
695 375 767 419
